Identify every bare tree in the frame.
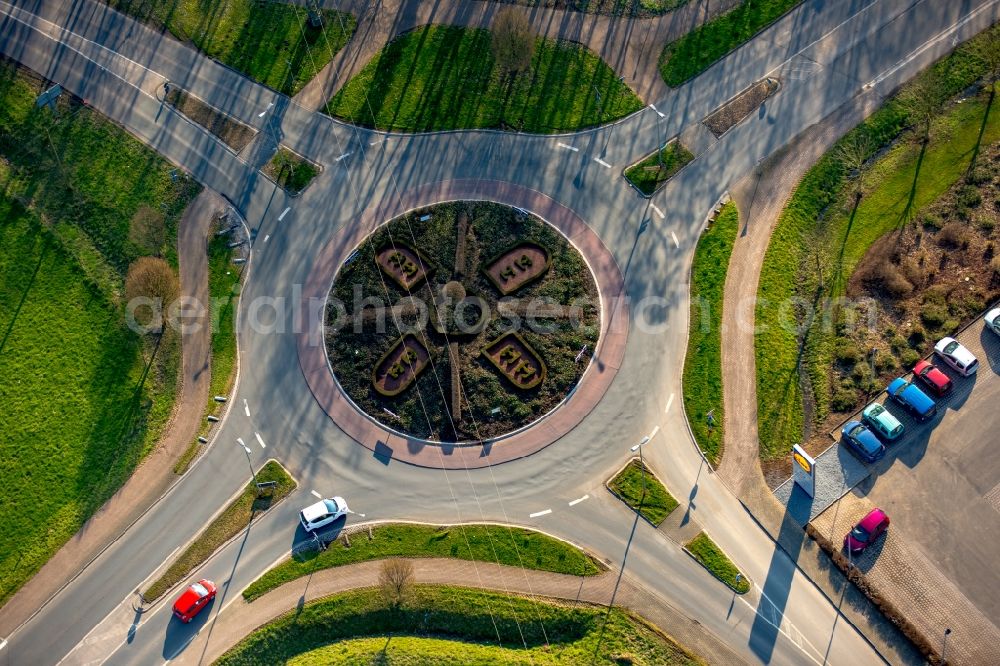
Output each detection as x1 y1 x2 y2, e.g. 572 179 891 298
491 8 535 78
129 205 166 255
834 132 873 201
899 69 942 143
970 26 1000 98
125 256 179 334
378 558 414 610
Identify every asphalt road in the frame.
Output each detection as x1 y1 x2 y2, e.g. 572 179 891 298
1 0 998 664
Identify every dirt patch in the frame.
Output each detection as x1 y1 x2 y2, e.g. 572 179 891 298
703 77 780 138
165 87 256 152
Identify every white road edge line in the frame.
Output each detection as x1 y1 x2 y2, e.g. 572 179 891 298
255 432 266 449
0 638 7 652
335 151 352 162
243 399 250 417
593 157 612 168
651 204 665 219
648 425 660 440
529 509 552 518
671 231 680 248
568 495 589 506
556 142 579 152
277 206 291 221
664 393 675 414
311 490 322 499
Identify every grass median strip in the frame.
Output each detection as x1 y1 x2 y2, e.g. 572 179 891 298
623 140 694 196
607 459 679 527
143 461 295 602
684 532 750 593
263 147 320 196
325 25 643 133
659 0 801 87
110 0 355 96
682 202 738 465
172 233 242 475
243 523 601 601
220 586 703 665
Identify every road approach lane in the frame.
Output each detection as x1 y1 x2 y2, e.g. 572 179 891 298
2 0 997 663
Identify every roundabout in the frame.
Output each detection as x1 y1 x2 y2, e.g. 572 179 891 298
297 180 629 467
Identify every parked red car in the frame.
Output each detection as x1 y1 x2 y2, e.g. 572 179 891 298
844 509 890 556
172 579 216 623
913 359 952 397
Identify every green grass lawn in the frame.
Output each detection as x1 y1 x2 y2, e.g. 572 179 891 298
109 1 355 96
219 586 703 665
143 461 294 601
659 0 801 87
755 32 1000 458
244 523 601 602
683 202 738 465
624 140 695 195
263 147 320 195
607 459 679 526
685 532 750 593
325 25 643 133
0 63 198 606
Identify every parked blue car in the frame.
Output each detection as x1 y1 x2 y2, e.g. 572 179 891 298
886 377 937 422
841 421 887 464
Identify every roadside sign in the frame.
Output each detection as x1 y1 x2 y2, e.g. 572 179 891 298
36 84 62 111
791 444 816 497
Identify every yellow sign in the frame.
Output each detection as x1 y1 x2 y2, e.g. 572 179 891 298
792 451 811 474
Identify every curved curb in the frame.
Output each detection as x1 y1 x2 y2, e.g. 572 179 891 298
295 179 628 469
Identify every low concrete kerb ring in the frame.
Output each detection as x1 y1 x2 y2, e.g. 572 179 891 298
296 179 628 469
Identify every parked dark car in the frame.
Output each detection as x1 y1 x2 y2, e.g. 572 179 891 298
841 421 886 464
887 377 936 421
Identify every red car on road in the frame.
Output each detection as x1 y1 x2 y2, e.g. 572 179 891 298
913 359 952 397
172 579 216 623
844 509 890 556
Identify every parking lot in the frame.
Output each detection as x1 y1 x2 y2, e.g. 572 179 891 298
812 318 1000 664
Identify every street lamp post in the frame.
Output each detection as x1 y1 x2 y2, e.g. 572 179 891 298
630 435 651 506
236 437 258 488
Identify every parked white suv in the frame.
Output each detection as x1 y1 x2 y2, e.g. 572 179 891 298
985 308 1000 337
934 337 978 376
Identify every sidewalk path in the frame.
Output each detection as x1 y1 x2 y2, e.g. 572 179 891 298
293 0 742 111
180 557 748 665
0 189 223 636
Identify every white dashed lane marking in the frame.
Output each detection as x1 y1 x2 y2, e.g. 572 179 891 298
651 204 665 219
593 157 612 168
529 509 553 518
311 490 322 499
335 151 352 162
255 432 267 449
568 495 589 506
556 142 579 152
277 207 291 221
243 399 250 417
664 393 675 414
671 231 680 248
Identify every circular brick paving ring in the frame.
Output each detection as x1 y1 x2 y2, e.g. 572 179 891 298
296 179 628 469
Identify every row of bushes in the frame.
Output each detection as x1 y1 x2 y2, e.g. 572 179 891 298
804 524 944 665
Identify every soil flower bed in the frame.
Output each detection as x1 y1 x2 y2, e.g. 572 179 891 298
325 202 600 442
